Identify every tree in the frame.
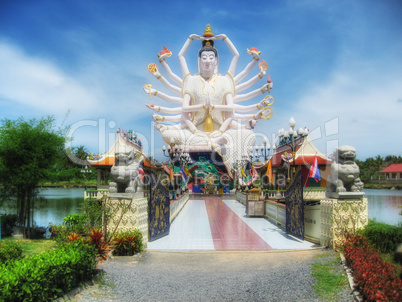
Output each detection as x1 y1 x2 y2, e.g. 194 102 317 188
0 116 66 238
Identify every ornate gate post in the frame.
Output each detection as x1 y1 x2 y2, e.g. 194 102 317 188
320 146 368 249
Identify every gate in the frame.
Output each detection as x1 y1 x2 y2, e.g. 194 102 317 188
285 170 304 240
148 171 170 241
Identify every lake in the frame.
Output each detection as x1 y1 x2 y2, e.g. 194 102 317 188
1 188 401 229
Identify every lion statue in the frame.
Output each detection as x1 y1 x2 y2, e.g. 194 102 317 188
327 145 364 193
109 149 144 194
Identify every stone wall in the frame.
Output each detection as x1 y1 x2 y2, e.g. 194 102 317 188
320 198 368 249
104 194 148 244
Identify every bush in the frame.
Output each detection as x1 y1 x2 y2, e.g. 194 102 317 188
361 220 402 254
0 241 23 264
81 197 103 228
0 241 97 301
1 213 18 238
50 214 89 246
343 233 402 301
111 230 143 256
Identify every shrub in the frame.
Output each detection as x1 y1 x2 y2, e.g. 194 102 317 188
111 230 143 256
63 213 88 235
0 241 23 263
1 213 18 237
360 220 402 254
0 241 97 301
89 229 109 262
343 233 402 301
81 197 103 228
50 214 89 246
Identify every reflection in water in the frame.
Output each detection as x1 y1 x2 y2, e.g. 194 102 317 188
1 188 401 228
364 189 402 226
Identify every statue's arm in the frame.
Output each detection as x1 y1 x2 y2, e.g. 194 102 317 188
215 34 239 76
233 56 258 84
146 104 182 114
151 69 181 95
235 68 266 93
232 96 273 113
182 110 199 133
160 60 182 86
143 86 183 104
182 93 205 112
152 114 182 122
233 108 272 121
178 34 202 77
233 83 273 103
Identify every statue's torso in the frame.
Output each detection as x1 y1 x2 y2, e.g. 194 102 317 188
182 73 235 131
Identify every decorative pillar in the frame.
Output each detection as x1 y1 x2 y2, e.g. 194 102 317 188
320 193 368 250
104 193 149 245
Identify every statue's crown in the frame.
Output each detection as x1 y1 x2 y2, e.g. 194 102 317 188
203 24 214 37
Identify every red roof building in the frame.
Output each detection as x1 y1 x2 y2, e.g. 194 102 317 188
380 164 402 180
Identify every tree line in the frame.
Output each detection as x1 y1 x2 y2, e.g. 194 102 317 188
356 155 402 183
0 116 95 238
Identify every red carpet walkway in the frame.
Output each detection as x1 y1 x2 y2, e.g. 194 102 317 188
205 197 272 250
147 198 317 251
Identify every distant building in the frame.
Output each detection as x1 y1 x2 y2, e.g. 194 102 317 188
380 164 402 183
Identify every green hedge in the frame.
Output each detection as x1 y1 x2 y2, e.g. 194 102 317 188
360 220 402 254
0 241 97 301
0 241 23 264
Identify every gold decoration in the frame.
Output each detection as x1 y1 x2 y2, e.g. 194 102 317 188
258 59 268 71
204 109 214 133
203 24 214 37
148 63 158 74
144 84 153 99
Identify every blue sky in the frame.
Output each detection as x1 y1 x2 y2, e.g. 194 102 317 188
0 0 401 161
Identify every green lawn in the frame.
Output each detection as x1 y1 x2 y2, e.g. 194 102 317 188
311 252 349 301
1 237 57 257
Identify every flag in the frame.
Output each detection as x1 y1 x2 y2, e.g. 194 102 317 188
241 167 247 178
169 162 174 183
138 163 145 179
266 159 274 185
309 154 321 182
180 166 189 182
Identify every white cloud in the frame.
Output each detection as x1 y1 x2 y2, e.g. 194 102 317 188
0 41 99 116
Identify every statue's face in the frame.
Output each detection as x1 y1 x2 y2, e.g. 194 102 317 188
200 51 217 73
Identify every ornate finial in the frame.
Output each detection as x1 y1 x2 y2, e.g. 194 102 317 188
203 24 214 37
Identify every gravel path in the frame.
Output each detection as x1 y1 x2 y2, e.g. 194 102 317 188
70 248 353 302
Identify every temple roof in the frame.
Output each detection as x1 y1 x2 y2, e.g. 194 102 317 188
380 163 402 173
87 131 160 170
256 135 331 169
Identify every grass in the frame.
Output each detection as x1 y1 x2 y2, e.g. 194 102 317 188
311 253 348 301
1 237 57 257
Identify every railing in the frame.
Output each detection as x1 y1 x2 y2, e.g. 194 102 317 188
265 200 286 226
170 193 189 222
84 189 108 200
303 189 326 201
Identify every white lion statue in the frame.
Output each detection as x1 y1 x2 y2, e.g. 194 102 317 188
109 149 143 194
327 146 364 193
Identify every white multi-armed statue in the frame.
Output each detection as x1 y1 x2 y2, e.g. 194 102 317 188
144 24 274 173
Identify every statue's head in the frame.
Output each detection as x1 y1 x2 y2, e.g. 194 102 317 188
198 39 218 75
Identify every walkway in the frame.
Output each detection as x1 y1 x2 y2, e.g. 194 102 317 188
147 197 317 251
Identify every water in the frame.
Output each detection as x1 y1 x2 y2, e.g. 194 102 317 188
1 188 401 228
364 189 402 226
0 188 84 228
